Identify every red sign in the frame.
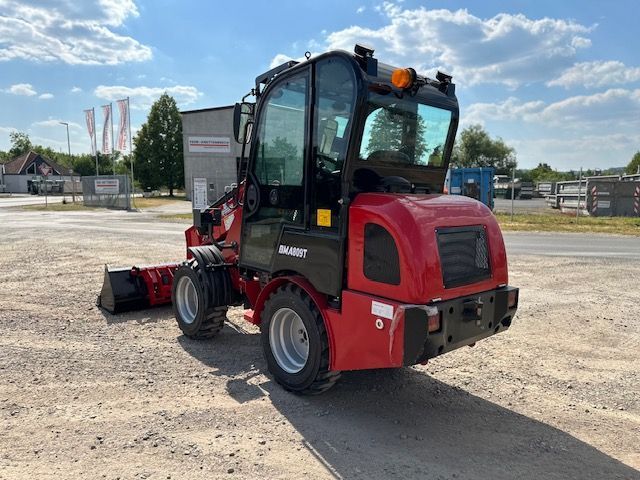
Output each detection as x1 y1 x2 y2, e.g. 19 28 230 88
39 164 52 176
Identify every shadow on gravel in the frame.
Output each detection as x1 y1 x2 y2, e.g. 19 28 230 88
179 325 639 480
99 305 173 325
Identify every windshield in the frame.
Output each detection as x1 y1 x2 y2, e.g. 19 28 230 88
359 95 453 168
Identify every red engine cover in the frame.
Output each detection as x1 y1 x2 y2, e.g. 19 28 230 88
347 193 508 303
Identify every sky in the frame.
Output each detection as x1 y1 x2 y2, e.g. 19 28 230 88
1 0 639 170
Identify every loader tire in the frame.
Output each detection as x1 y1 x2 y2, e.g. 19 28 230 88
172 261 228 339
261 283 341 394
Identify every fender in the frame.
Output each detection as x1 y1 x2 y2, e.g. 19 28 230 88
249 275 340 370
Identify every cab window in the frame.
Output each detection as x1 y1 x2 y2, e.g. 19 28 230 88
254 76 307 186
312 58 355 230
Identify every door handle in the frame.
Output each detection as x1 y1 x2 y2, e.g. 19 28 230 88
246 183 259 213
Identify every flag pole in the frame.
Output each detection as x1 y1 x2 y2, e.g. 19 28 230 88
111 103 115 175
93 107 99 176
127 97 135 208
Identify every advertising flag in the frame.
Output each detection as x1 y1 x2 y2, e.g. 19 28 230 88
84 108 96 155
101 104 113 154
116 99 129 151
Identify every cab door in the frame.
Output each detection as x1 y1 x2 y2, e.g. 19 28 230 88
239 69 310 271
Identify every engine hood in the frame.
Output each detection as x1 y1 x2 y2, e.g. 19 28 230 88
347 193 509 303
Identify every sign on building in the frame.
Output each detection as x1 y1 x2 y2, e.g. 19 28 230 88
188 136 231 153
192 178 208 210
95 178 120 194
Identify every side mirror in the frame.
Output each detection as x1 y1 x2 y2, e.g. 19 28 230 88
233 102 254 144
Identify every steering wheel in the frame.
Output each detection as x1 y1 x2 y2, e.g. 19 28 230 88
317 153 341 168
367 150 411 164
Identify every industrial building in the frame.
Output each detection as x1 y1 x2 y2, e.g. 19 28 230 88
181 106 243 203
0 151 80 194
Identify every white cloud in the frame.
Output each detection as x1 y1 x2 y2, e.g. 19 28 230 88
535 88 640 126
5 83 37 96
70 86 82 93
269 52 320 69
94 85 203 109
38 93 54 100
0 126 17 134
356 6 366 14
460 89 640 169
269 53 296 68
275 3 594 87
465 89 640 129
510 132 640 170
548 60 640 88
464 97 544 125
29 134 85 152
32 119 82 130
0 0 151 65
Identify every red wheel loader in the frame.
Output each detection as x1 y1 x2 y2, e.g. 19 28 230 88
99 45 519 394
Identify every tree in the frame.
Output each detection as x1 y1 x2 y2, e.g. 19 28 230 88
451 124 516 174
8 132 33 158
365 108 427 161
626 151 640 175
133 93 184 195
525 163 574 182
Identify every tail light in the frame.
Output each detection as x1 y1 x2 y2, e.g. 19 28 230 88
508 289 518 309
427 311 441 333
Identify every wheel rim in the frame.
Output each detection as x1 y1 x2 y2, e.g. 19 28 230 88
269 307 309 374
176 275 198 324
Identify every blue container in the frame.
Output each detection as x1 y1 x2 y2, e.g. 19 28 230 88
446 167 495 210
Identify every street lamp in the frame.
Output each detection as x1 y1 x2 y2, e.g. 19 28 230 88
59 122 71 158
59 122 75 203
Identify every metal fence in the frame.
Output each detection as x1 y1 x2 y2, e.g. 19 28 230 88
553 175 640 217
82 175 131 210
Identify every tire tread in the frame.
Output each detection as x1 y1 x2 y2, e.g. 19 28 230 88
264 283 341 395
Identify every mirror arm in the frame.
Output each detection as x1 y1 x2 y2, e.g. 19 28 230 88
237 120 254 191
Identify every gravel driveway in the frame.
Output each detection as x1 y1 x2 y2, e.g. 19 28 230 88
1 209 638 479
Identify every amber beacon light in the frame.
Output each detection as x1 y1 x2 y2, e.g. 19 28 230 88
391 68 416 89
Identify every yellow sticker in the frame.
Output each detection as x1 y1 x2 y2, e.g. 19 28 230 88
317 209 332 227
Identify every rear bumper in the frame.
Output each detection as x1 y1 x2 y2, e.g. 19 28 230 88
403 286 519 365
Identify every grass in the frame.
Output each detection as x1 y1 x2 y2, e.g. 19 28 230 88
158 212 192 222
131 194 187 209
496 212 640 236
21 195 640 236
21 194 187 212
22 202 95 212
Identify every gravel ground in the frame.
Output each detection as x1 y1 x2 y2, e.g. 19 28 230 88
0 210 638 480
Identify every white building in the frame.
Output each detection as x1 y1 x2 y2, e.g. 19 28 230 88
181 106 244 202
0 151 79 194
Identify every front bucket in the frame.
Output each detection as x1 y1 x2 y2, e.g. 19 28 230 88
97 265 150 314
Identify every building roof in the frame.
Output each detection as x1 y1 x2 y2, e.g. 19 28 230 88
2 151 73 176
181 105 233 115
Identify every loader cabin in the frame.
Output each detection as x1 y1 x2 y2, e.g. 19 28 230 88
234 45 459 297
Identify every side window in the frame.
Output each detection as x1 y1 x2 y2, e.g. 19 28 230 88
312 58 355 230
254 75 308 186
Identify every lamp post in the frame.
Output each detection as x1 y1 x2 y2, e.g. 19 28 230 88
59 122 75 203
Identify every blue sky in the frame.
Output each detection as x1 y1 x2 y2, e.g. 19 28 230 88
1 0 639 169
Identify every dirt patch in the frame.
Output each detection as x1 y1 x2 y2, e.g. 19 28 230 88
0 212 638 479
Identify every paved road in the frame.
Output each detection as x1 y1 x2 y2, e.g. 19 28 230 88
0 194 67 208
503 231 640 259
1 208 638 259
0 209 185 237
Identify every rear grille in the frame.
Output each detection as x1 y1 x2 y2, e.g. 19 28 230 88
436 226 490 288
